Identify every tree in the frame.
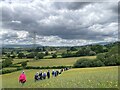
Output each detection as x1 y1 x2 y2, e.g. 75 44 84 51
42 47 46 51
18 53 25 58
6 53 10 58
76 49 85 56
89 51 96 56
74 58 104 68
2 50 6 55
70 47 77 51
61 52 75 58
97 45 120 66
35 47 42 52
2 58 13 68
97 53 105 62
10 54 16 58
11 51 14 54
26 53 34 58
91 45 104 54
21 62 27 68
45 51 49 56
36 53 44 59
52 53 57 58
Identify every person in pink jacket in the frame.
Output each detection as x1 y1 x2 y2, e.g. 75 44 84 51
19 71 26 85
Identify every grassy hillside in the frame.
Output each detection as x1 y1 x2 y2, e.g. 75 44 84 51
1 66 118 88
27 56 96 67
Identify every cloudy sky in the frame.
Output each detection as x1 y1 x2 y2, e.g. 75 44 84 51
0 0 119 46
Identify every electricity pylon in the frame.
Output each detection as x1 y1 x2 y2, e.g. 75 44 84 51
33 31 37 60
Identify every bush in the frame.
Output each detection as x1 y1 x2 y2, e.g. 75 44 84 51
70 47 77 51
96 45 120 66
76 49 85 56
6 53 10 58
91 45 104 54
14 60 29 65
36 53 44 59
89 51 96 56
52 53 57 58
21 61 27 68
18 53 25 59
61 52 76 58
2 58 13 68
1 67 23 75
97 53 106 63
74 58 104 68
45 51 49 56
26 53 35 58
10 55 16 58
91 59 105 67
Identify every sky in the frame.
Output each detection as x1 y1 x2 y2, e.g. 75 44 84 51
0 0 119 46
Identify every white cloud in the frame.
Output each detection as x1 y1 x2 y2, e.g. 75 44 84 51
0 0 118 46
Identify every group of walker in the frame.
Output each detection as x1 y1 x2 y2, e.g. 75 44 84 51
34 68 70 82
19 68 70 85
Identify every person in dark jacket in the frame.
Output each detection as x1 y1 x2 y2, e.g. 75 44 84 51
34 72 39 82
47 70 50 79
60 69 63 74
56 70 59 76
39 70 42 80
52 70 55 77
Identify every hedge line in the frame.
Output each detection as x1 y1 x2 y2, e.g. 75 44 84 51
1 67 23 75
1 66 72 75
9 60 29 68
25 66 72 69
13 60 29 65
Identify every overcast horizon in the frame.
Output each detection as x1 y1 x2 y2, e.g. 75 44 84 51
0 0 119 46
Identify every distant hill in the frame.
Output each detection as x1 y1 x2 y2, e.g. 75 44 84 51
2 44 42 48
2 41 119 48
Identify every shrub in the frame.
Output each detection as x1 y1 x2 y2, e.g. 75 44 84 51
18 53 25 59
91 59 105 67
91 45 104 54
1 67 23 75
96 45 120 66
97 53 106 63
45 51 49 56
10 55 16 58
6 53 11 58
76 49 85 56
89 51 96 56
26 53 35 58
74 58 104 68
61 52 76 58
21 61 27 68
36 53 44 59
2 58 13 68
52 53 57 58
70 47 77 51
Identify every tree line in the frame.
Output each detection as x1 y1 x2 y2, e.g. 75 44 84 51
74 44 120 68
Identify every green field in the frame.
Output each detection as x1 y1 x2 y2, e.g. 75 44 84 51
2 67 17 70
12 59 33 64
27 56 96 67
1 66 118 88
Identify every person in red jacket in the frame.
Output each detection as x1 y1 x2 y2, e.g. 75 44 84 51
19 71 26 85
